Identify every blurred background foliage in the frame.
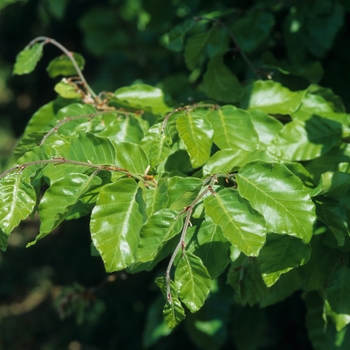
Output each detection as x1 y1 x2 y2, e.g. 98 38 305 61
1 0 350 349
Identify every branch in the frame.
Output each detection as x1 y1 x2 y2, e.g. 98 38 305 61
27 36 97 98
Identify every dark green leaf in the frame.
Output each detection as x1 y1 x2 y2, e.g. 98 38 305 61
46 53 85 78
164 19 195 52
13 42 44 75
311 172 350 198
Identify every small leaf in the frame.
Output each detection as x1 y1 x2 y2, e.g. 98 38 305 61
204 188 266 256
206 105 259 151
0 173 36 234
258 234 311 287
54 80 82 99
156 276 186 329
176 110 213 168
236 162 316 243
164 19 195 52
175 251 211 313
46 52 85 78
202 56 242 103
90 179 145 272
241 80 304 115
13 42 44 75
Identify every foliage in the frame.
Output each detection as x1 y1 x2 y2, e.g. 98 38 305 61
1 0 350 349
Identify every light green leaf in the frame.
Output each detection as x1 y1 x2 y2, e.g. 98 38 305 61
236 162 316 243
164 19 195 52
156 276 186 329
186 218 231 279
175 251 211 313
227 255 267 306
144 178 169 216
136 209 183 263
176 110 213 168
241 80 304 115
30 173 102 246
114 142 149 174
326 266 350 315
267 116 343 161
13 42 44 75
324 300 350 332
46 52 85 78
206 105 259 151
202 56 242 103
257 234 311 287
90 179 145 272
0 173 36 234
54 80 81 99
113 84 171 114
204 188 266 256
315 198 348 246
311 172 350 198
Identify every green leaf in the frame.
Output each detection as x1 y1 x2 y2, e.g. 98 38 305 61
175 251 211 313
325 300 350 332
144 178 169 216
204 188 266 256
0 173 36 234
231 10 275 54
136 209 183 263
257 234 311 287
46 53 85 78
267 116 343 161
164 19 195 52
227 256 267 306
54 80 82 99
13 42 44 75
236 162 316 243
156 276 186 329
206 105 259 151
114 142 149 174
113 84 171 114
326 266 350 315
311 172 350 198
186 218 231 279
315 197 348 246
241 80 304 115
176 110 213 168
262 51 324 83
202 56 242 103
29 173 102 246
90 179 145 272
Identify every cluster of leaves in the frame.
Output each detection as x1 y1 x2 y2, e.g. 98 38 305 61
2 1 350 348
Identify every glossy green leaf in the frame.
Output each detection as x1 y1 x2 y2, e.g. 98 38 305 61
206 105 259 151
156 276 185 329
231 10 274 54
267 116 343 161
54 80 81 99
327 266 350 315
30 173 102 245
176 110 213 168
113 84 170 114
262 51 324 83
204 188 266 256
90 178 145 272
186 218 231 279
144 178 169 216
227 256 267 306
257 234 311 287
164 19 195 52
46 52 85 78
202 56 242 103
175 251 211 313
311 172 350 198
136 209 183 263
114 142 149 174
0 173 36 234
13 42 44 75
236 162 316 243
241 80 304 115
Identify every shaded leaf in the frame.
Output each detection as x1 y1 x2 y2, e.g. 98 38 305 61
311 172 350 198
236 162 316 243
164 19 195 52
46 53 85 78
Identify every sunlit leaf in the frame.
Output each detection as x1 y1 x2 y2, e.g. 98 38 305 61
54 80 82 99
175 251 211 313
114 142 149 174
236 162 316 243
13 42 44 75
46 52 85 78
